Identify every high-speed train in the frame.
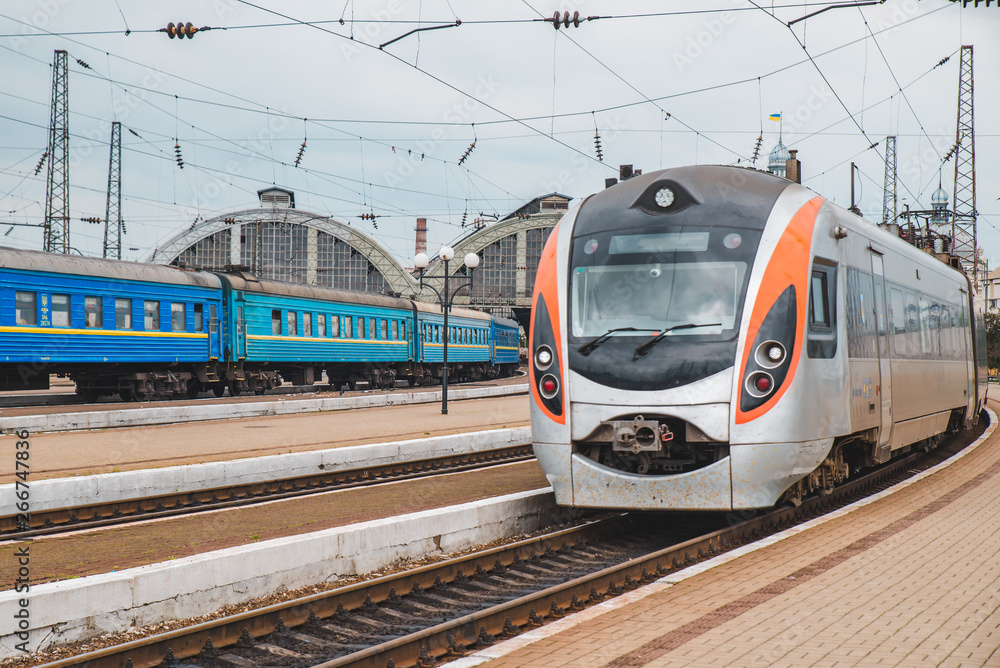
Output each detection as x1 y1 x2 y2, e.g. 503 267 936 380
529 165 987 511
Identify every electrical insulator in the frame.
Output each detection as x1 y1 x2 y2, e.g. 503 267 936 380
75 59 91 70
4 227 13 237
549 10 582 29
223 217 238 225
161 22 206 39
294 140 306 167
594 132 604 162
461 211 468 227
34 151 48 175
751 134 763 163
128 128 140 138
458 141 476 166
174 141 184 169
80 217 102 224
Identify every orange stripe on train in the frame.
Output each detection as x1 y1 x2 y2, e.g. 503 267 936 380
735 197 823 424
529 221 565 424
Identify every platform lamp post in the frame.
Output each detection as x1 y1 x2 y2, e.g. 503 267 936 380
413 246 480 414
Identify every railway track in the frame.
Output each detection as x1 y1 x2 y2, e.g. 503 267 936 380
35 419 983 668
1 445 534 539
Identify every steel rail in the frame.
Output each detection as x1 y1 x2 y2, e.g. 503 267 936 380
36 432 968 668
1 445 534 539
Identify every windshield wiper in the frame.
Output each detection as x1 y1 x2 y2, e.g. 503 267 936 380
578 327 643 356
632 322 722 359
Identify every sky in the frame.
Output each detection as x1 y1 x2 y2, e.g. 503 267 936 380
0 1 998 269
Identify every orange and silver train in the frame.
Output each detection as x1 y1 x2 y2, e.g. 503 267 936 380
529 165 987 511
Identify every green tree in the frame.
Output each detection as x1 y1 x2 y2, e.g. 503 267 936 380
985 310 1000 371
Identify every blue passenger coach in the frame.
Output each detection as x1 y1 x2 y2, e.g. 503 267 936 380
0 246 223 400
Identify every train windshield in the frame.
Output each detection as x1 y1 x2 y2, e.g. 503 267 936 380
569 227 760 341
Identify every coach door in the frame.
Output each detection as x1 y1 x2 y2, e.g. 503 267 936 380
234 301 247 360
870 250 892 461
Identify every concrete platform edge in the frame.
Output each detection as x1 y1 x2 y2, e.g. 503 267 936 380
442 408 999 667
0 427 531 513
0 487 558 658
0 384 528 434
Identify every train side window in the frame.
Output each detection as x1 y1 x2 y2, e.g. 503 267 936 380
304 312 312 337
345 316 353 338
904 292 919 356
807 262 837 359
145 301 160 330
392 320 398 340
209 305 217 334
332 315 340 337
85 296 103 328
381 319 387 340
272 310 281 335
15 291 36 326
171 303 186 332
358 317 366 339
318 313 326 337
918 296 932 355
288 311 297 337
52 294 70 327
889 288 905 356
194 304 204 332
370 317 377 339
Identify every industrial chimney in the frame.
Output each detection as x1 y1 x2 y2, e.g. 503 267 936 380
415 217 427 258
786 150 801 184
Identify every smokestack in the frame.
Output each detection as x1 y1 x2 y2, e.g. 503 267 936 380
786 150 801 184
415 217 427 257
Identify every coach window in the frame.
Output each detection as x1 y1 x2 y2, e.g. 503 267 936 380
15 291 36 326
391 320 398 340
345 316 353 338
358 317 365 339
889 289 905 356
194 304 204 332
807 261 837 359
332 315 340 337
114 298 132 330
304 312 312 337
85 296 103 328
171 303 186 332
318 313 326 337
272 310 281 335
51 294 70 327
144 301 160 330
288 311 297 337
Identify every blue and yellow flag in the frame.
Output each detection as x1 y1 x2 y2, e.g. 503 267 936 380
768 113 781 121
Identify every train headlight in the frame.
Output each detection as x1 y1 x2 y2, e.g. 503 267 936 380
535 345 553 370
755 340 786 368
654 187 675 208
540 374 559 399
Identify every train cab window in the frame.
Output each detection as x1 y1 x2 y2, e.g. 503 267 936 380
807 262 837 359
85 296 103 329
318 313 326 338
15 291 36 326
304 312 313 337
272 310 281 335
52 294 70 327
114 298 132 330
145 301 160 331
288 311 297 337
171 303 186 332
332 315 340 337
194 304 204 332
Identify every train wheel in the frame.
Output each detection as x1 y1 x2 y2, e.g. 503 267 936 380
186 382 202 399
128 386 148 403
212 384 226 397
254 387 266 396
229 383 242 397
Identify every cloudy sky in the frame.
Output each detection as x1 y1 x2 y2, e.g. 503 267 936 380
1 1 997 268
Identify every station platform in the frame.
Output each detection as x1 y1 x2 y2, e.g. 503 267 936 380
454 401 1000 667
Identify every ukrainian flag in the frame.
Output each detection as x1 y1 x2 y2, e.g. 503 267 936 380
768 113 782 121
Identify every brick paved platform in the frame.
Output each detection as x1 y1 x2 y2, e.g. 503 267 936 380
451 402 1000 667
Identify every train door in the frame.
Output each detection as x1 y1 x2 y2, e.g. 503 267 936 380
234 300 247 360
870 250 892 461
208 302 222 360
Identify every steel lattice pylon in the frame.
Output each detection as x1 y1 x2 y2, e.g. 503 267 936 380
103 121 123 259
881 136 897 226
43 50 70 254
952 45 977 287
